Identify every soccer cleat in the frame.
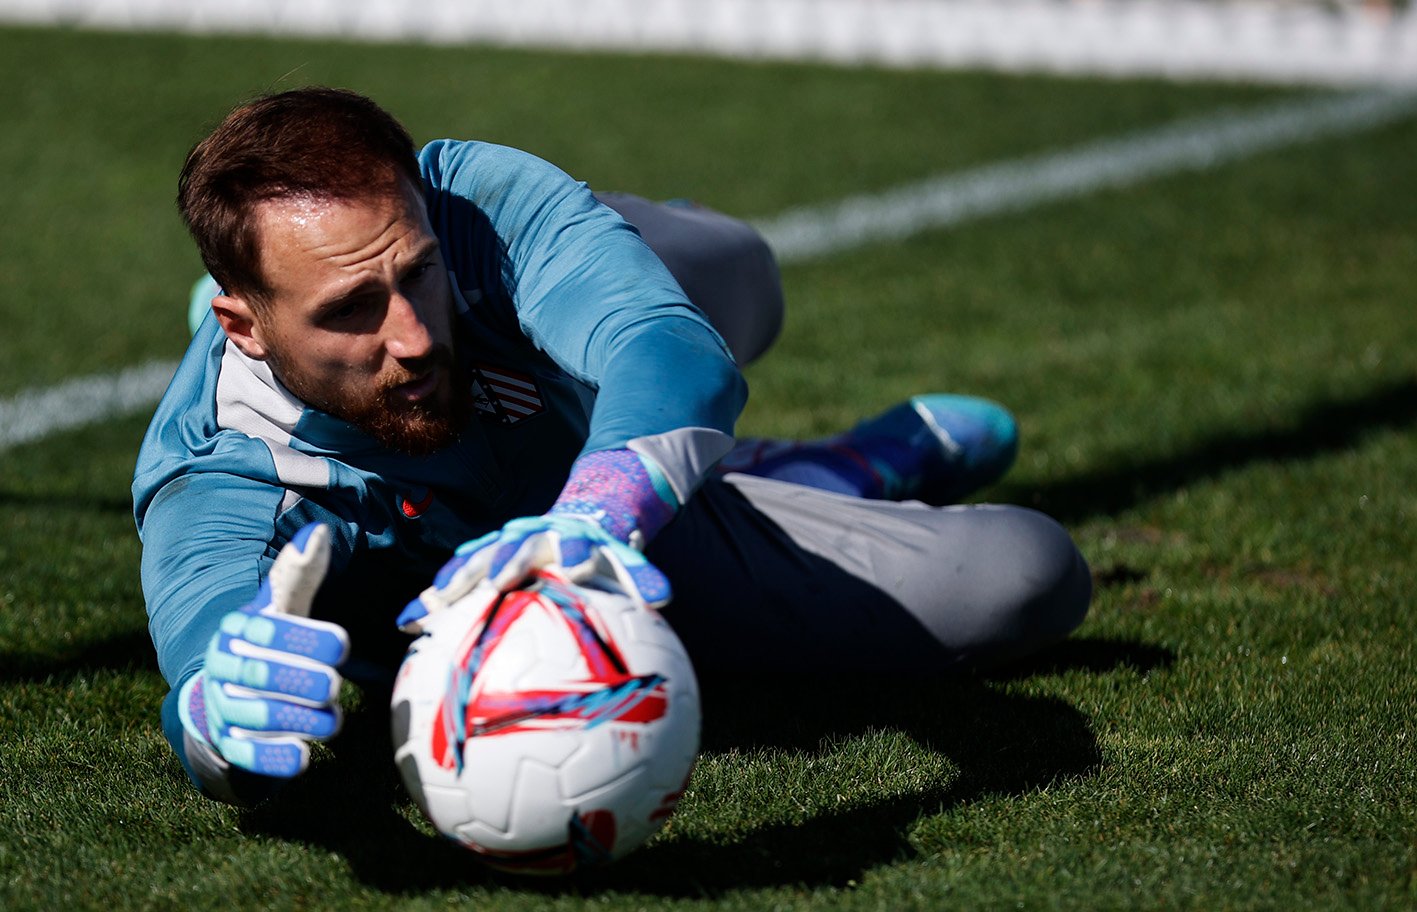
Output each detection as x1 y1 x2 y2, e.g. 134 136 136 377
836 394 1018 505
721 394 1018 504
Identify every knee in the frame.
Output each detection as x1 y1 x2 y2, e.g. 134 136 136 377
677 217 783 364
1011 508 1092 639
936 506 1091 667
611 197 783 364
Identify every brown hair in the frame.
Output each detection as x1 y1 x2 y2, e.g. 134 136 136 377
177 87 423 303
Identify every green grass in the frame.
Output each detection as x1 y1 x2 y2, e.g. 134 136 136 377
2 24 1414 912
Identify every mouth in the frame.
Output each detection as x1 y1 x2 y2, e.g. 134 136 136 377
391 369 441 404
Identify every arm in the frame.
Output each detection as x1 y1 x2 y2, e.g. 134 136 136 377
421 140 748 502
403 142 748 624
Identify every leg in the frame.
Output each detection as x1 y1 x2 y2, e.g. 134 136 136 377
648 474 1092 674
595 191 784 365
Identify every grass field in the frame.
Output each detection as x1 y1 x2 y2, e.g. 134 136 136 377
2 23 1415 911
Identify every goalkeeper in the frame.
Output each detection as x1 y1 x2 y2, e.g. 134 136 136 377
134 88 1092 804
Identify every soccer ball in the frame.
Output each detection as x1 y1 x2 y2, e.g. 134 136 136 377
390 569 700 874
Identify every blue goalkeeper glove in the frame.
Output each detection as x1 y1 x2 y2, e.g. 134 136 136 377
398 449 676 632
178 523 349 779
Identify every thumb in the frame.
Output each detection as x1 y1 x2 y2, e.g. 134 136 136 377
266 523 331 618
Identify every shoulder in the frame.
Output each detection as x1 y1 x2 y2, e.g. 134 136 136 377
133 331 335 531
418 139 578 202
416 139 614 296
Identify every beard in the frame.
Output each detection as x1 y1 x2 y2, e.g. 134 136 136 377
272 344 473 457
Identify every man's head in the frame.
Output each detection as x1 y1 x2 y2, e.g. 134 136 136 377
178 87 466 455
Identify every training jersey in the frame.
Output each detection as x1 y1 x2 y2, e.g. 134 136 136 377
132 140 746 797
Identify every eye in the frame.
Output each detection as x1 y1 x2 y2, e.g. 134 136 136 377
404 261 433 284
320 297 373 327
329 300 363 322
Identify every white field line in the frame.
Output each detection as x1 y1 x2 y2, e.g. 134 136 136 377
2 88 1414 452
757 87 1417 260
0 360 181 449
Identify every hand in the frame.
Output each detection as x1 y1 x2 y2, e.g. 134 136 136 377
397 514 671 633
178 523 349 779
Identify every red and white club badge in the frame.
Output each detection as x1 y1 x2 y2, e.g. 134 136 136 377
470 363 545 426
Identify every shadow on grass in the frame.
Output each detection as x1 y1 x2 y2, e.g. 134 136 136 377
1011 376 1417 525
0 629 159 682
239 684 496 893
238 636 1168 896
986 635 1175 681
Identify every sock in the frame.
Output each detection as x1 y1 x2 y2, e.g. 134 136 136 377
719 437 891 499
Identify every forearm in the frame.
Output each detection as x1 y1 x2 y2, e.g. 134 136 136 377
579 315 746 520
580 312 745 438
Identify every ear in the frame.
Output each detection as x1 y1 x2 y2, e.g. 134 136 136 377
212 294 269 360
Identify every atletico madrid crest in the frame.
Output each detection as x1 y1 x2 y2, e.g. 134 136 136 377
470 363 545 426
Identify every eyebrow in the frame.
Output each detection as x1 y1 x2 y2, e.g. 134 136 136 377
310 243 441 314
311 279 383 316
399 242 441 279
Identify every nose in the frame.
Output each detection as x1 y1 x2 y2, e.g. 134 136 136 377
384 293 434 362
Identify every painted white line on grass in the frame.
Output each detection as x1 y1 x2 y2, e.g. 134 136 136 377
0 360 180 450
4 88 1415 452
758 87 1417 261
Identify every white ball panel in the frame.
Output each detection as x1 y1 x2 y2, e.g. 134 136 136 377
391 574 701 873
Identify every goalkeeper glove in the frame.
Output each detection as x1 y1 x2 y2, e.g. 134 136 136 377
398 449 676 632
178 523 349 779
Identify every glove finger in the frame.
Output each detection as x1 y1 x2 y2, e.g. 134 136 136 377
207 635 342 704
625 562 672 609
402 542 504 632
214 733 311 779
453 527 504 558
441 526 504 582
208 682 342 740
590 542 673 609
540 515 621 571
485 532 534 582
431 552 473 590
222 609 349 666
407 544 497 629
556 531 598 570
402 578 503 634
486 531 563 590
396 597 432 633
267 522 332 618
434 529 505 595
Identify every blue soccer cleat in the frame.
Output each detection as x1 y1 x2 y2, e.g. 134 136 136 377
721 394 1018 504
836 394 1018 504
